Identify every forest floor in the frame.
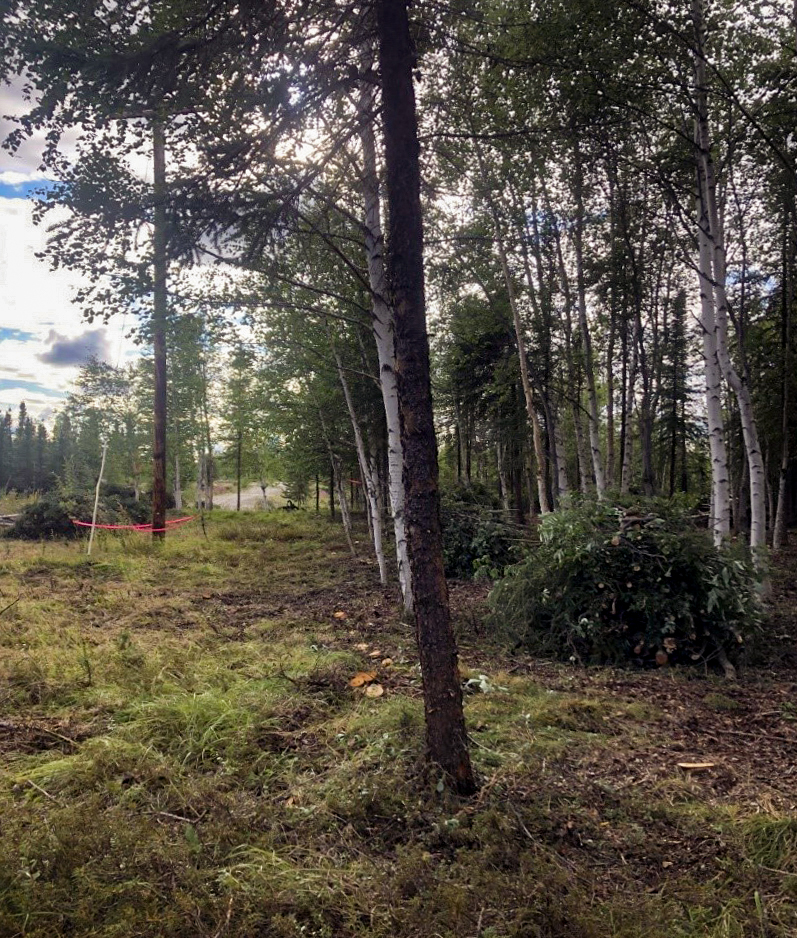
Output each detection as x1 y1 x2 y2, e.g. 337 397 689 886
0 512 795 938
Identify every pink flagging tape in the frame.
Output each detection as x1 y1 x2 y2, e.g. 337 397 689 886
71 516 195 533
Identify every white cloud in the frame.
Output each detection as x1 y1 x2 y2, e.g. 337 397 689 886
0 169 48 186
0 196 137 420
0 79 141 423
0 385 63 407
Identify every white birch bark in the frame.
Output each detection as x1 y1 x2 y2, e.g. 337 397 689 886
693 0 766 559
358 70 413 611
620 314 639 494
572 150 606 498
330 336 389 585
696 194 731 546
554 419 570 499
543 172 594 497
494 234 551 514
496 441 511 516
772 263 792 550
333 455 357 559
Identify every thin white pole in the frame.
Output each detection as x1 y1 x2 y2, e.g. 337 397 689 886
87 441 108 557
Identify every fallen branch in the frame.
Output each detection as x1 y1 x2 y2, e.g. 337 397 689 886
0 596 20 617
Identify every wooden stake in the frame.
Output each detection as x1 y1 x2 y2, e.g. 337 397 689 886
87 440 108 557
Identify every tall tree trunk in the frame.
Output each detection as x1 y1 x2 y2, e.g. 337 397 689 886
496 440 511 517
494 231 551 515
606 311 616 491
151 116 168 540
573 402 592 494
472 140 550 513
334 456 357 557
572 145 606 497
515 186 562 504
695 191 731 545
376 0 475 794
330 334 389 586
358 70 413 610
620 312 639 494
174 450 182 511
554 418 570 499
669 352 679 498
199 358 214 511
320 425 356 556
236 428 242 511
512 434 525 525
773 195 793 550
196 452 206 510
693 0 766 561
542 173 588 495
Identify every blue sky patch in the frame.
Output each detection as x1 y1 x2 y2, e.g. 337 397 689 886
0 327 36 342
0 180 54 200
0 378 65 399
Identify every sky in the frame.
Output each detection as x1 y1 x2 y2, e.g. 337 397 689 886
0 82 137 423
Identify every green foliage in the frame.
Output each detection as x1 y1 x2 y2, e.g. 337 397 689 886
488 500 762 667
8 485 151 539
441 484 524 579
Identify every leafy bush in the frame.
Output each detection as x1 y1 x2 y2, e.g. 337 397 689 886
441 484 524 579
8 485 151 539
488 500 761 668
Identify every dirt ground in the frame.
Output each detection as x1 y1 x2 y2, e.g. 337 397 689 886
212 482 286 510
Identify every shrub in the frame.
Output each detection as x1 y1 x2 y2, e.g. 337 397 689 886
441 484 524 579
488 500 761 669
8 485 151 539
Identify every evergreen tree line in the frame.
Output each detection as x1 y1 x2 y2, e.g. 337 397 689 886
0 403 51 495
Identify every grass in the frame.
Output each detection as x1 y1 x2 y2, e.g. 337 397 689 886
0 491 34 516
0 510 795 937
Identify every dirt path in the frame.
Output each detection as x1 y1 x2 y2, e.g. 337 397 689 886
213 482 285 510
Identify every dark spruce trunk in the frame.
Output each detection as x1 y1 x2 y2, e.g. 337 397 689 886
151 117 168 541
376 0 475 794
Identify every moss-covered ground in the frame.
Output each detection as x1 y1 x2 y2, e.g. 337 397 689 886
0 511 795 937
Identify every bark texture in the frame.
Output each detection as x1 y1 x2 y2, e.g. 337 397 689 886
696 193 731 545
572 148 606 497
331 334 388 585
693 0 766 560
358 71 413 610
151 117 168 541
376 0 475 794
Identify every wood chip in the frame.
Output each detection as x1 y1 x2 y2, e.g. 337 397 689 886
348 671 377 687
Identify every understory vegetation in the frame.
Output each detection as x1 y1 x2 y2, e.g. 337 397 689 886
488 500 762 669
8 485 153 540
1 513 795 938
441 484 526 580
